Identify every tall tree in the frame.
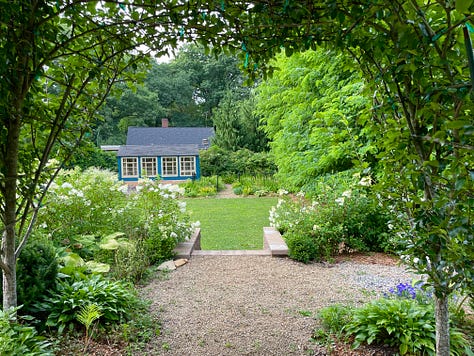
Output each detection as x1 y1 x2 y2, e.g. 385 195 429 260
212 90 268 152
255 49 370 191
95 44 249 145
173 44 247 120
182 1 474 354
145 60 203 127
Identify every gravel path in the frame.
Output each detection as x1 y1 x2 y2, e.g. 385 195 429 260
140 255 417 355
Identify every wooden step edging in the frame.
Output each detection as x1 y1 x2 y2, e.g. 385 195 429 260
173 227 288 258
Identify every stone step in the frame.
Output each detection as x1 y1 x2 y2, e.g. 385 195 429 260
192 249 271 256
174 227 288 258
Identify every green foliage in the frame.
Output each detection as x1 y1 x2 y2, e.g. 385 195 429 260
255 49 371 192
36 274 138 335
343 195 392 252
187 7 474 350
76 304 102 333
285 230 319 264
345 298 469 355
232 174 280 196
98 237 151 284
95 44 249 144
15 240 58 313
67 141 117 171
317 304 353 338
211 91 268 152
144 236 176 265
270 180 399 262
76 303 102 351
180 176 224 197
0 308 53 356
232 186 243 195
35 168 194 281
117 180 193 266
200 146 276 177
37 167 125 241
117 301 160 352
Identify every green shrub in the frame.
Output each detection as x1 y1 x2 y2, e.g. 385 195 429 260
242 186 254 196
286 218 343 263
343 196 392 252
0 308 53 356
200 146 276 177
270 185 399 262
181 176 223 197
36 274 139 334
144 235 176 265
37 167 125 242
233 186 243 195
36 170 194 282
234 174 279 195
345 298 469 355
103 238 151 283
15 240 58 313
285 231 318 264
269 194 310 235
221 174 236 184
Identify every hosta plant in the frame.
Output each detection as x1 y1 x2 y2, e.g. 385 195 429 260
345 297 470 355
35 274 138 334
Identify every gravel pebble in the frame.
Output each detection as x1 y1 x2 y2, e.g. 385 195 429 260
140 256 417 356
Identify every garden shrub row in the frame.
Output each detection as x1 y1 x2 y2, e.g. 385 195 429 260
269 179 400 263
200 146 276 177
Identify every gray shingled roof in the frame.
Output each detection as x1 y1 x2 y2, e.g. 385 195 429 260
117 144 200 157
126 127 214 147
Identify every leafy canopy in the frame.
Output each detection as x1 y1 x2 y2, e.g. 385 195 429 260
255 49 370 191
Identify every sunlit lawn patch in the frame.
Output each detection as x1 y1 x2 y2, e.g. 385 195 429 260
184 197 278 250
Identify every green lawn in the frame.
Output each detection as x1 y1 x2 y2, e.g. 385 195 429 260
184 197 278 250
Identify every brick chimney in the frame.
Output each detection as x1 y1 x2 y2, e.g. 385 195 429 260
161 118 169 128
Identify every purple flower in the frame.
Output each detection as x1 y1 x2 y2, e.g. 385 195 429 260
389 283 417 299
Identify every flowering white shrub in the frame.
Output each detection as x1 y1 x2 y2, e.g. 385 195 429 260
270 180 399 262
35 168 195 279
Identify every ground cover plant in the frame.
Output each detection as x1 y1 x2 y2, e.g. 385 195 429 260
0 308 53 356
315 282 474 355
185 197 278 250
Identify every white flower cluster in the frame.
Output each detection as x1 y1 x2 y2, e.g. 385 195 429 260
159 183 185 195
358 176 372 187
117 184 129 194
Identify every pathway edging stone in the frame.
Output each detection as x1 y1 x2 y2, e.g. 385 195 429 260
173 227 288 258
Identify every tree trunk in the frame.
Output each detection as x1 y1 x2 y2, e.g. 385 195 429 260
1 111 21 311
435 294 450 356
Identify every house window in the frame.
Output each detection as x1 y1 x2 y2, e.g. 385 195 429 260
121 157 138 178
180 156 196 176
161 157 177 177
141 157 157 177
